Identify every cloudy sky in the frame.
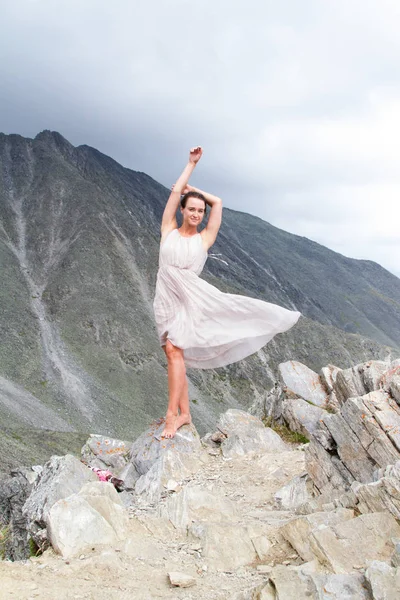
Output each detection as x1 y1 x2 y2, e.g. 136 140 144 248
1 0 400 277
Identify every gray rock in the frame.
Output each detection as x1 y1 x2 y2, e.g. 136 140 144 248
129 418 205 503
279 361 329 407
305 439 355 497
365 560 400 600
360 361 389 393
274 473 313 510
391 542 400 567
282 398 326 439
190 522 258 571
390 374 400 404
334 365 368 405
47 494 119 558
168 572 196 588
309 512 400 573
268 565 315 599
320 365 340 393
81 434 133 481
351 461 400 519
0 470 33 560
280 508 354 561
310 572 372 599
23 454 97 548
216 409 287 457
161 483 237 530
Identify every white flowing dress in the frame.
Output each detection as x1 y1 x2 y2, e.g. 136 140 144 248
153 229 301 369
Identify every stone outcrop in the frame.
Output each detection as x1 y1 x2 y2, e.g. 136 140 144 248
214 409 287 457
47 481 129 558
129 418 206 503
0 468 37 560
22 454 97 549
302 359 400 503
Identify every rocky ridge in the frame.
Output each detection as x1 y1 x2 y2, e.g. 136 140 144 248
1 357 400 598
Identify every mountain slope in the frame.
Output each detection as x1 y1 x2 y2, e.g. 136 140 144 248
0 129 398 461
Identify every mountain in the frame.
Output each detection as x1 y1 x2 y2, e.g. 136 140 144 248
0 130 399 469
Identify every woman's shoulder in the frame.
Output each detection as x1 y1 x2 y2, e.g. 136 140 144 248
160 226 178 245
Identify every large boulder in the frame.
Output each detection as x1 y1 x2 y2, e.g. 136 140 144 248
278 361 329 408
305 389 400 500
309 512 400 573
365 560 400 599
0 469 36 560
23 454 97 548
81 434 136 488
47 481 128 558
274 473 313 511
161 483 237 530
129 418 205 503
351 461 400 519
280 508 354 561
282 398 326 440
215 409 287 457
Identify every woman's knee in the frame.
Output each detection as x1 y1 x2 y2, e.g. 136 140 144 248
165 339 183 362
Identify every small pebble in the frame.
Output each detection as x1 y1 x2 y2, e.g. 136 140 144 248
79 554 85 560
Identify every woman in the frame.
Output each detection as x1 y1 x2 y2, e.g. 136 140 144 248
153 146 301 438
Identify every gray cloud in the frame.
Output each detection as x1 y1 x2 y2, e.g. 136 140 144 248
1 0 399 276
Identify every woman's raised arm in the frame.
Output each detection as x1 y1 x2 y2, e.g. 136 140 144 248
161 147 203 235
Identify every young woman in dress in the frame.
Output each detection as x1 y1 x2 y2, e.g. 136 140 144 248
153 146 301 438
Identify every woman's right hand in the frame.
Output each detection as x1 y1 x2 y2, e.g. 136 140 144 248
189 146 203 164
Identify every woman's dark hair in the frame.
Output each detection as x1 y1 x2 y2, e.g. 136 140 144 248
180 191 207 215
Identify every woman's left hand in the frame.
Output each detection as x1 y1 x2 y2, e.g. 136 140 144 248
172 184 194 194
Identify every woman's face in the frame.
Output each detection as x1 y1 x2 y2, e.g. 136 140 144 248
181 198 206 226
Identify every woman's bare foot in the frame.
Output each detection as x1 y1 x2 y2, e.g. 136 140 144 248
161 413 177 439
174 413 192 433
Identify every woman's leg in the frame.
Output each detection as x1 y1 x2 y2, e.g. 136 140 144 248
162 340 186 438
175 375 192 431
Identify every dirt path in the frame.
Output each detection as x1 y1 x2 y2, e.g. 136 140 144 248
0 444 306 599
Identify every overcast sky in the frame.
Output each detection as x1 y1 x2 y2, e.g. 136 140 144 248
1 0 400 277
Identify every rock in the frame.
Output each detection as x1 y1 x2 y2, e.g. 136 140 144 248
46 480 128 558
279 361 329 407
310 572 372 599
360 361 389 393
365 560 400 600
161 483 237 530
0 470 34 560
362 391 400 453
129 418 205 503
274 473 313 510
351 461 400 519
334 365 368 405
23 455 97 548
340 392 400 467
390 374 400 404
168 571 196 588
78 481 129 539
392 542 400 567
231 584 272 600
305 438 355 498
282 398 326 439
189 522 258 571
280 508 354 561
46 495 119 558
81 434 136 489
305 389 400 500
251 535 272 560
268 565 314 599
215 409 287 457
309 512 400 573
320 365 340 392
